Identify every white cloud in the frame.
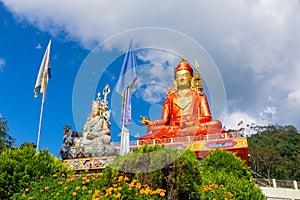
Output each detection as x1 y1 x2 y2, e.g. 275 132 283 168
0 58 5 71
2 0 300 129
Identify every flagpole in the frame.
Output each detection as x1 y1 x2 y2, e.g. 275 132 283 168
36 87 46 153
120 87 129 155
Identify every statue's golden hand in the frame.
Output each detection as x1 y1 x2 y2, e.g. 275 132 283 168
139 116 152 126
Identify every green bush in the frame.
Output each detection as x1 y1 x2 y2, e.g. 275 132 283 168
200 148 266 200
12 146 266 200
0 145 71 199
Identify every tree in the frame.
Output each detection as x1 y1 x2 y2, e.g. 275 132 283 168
0 116 15 152
248 124 300 180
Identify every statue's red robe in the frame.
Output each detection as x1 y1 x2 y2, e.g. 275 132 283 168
140 89 222 139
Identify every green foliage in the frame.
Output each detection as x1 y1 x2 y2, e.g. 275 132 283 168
200 149 266 200
12 171 166 200
11 145 266 199
107 144 202 200
0 145 71 199
248 125 300 180
201 148 251 180
0 116 15 152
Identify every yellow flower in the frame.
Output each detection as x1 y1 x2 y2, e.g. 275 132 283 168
58 181 63 185
52 174 57 178
64 186 68 190
124 176 129 182
40 175 44 179
118 176 123 182
88 190 93 194
82 186 87 191
113 184 118 188
44 186 49 191
117 186 122 191
25 188 30 192
160 192 165 197
94 190 101 196
115 193 121 199
28 197 33 200
140 189 144 195
40 189 44 192
56 192 60 196
82 181 86 185
61 173 65 177
82 176 87 181
86 178 91 183
136 182 142 189
75 186 81 191
73 192 77 196
21 193 26 198
84 169 89 172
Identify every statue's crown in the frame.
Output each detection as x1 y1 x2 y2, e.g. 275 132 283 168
174 56 194 76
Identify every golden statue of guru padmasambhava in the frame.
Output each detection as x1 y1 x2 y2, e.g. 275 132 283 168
139 58 222 139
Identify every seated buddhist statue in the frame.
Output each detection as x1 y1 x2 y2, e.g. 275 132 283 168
140 58 222 139
79 85 112 145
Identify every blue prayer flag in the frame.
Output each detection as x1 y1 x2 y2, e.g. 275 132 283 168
117 39 137 127
116 39 137 94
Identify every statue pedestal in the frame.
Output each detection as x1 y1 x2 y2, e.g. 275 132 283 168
138 130 249 165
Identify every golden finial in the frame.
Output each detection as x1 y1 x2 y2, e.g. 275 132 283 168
191 60 203 93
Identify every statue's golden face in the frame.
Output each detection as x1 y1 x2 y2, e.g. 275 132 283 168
175 69 192 89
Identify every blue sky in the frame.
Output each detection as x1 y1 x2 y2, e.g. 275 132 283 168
1 1 300 157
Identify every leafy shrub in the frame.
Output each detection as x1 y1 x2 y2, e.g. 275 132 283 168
0 145 71 199
200 148 266 200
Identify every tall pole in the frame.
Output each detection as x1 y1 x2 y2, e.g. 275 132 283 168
36 73 48 153
120 87 130 155
36 90 46 152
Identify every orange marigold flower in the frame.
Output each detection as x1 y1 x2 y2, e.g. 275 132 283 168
160 192 165 197
61 173 65 177
86 178 91 183
58 181 63 185
117 186 122 191
94 189 101 195
124 176 129 181
136 183 142 189
84 169 89 172
113 184 118 188
118 176 123 182
72 192 77 196
25 188 30 192
140 189 145 195
115 193 121 199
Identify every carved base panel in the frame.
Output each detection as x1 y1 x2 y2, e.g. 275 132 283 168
64 156 115 171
